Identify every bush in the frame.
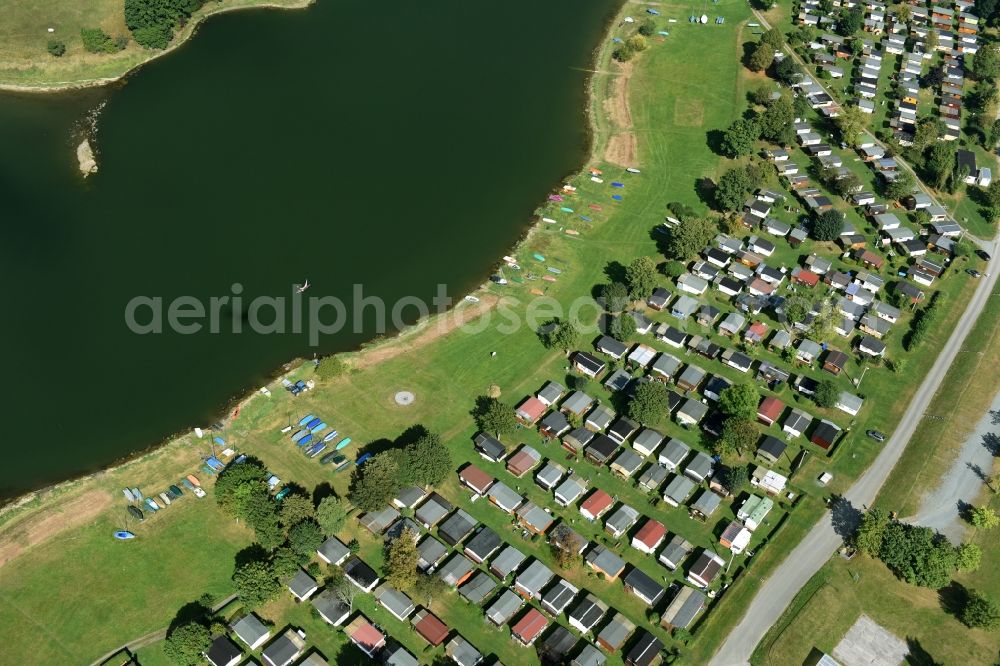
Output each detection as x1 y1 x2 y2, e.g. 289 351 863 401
904 291 945 350
638 17 656 36
47 40 66 57
80 28 120 54
612 43 634 62
131 24 173 49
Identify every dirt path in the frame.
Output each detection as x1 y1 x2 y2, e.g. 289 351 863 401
353 294 502 370
604 61 637 167
0 489 112 567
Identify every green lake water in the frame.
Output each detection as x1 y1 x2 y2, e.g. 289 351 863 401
0 0 620 498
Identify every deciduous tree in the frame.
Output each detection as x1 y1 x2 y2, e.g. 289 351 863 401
316 495 350 535
814 379 840 408
629 381 671 427
288 519 324 557
813 210 845 241
716 417 758 456
664 218 717 259
719 384 759 419
625 256 659 299
385 528 420 590
721 117 761 158
962 590 1000 628
164 621 211 666
970 505 1000 529
474 397 517 438
232 559 281 608
349 453 403 512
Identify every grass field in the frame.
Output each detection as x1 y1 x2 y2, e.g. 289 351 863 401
0 0 310 88
0 2 993 665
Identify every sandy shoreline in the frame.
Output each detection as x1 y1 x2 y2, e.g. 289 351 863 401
0 2 629 529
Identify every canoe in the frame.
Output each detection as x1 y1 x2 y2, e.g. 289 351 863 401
559 207 574 213
548 194 564 202
322 430 339 443
114 531 135 540
310 422 327 434
529 288 545 296
298 434 314 447
565 229 580 236
335 461 352 473
335 437 353 450
123 488 136 502
626 167 641 173
305 417 322 429
547 267 562 274
291 430 308 443
127 505 144 521
542 275 557 282
319 451 341 464
590 177 604 183
533 253 546 261
542 217 557 224
589 204 602 211
611 182 624 188
307 442 328 458
213 436 225 446
186 474 201 487
580 215 592 222
159 492 171 506
612 194 623 201
298 414 314 426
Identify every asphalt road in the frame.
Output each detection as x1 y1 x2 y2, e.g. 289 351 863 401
710 242 999 666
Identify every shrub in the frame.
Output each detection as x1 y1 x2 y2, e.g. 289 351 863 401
80 28 119 54
47 40 66 57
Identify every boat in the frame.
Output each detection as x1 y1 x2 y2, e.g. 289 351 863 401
626 167 641 174
114 531 135 540
291 430 308 443
145 498 160 511
542 217 557 224
589 167 602 175
566 229 580 236
307 442 328 458
559 207 574 213
319 451 342 465
213 436 225 447
205 457 224 472
181 478 195 491
590 176 604 183
506 262 521 270
298 414 314 426
335 437 353 450
580 215 592 222
548 194 563 202
275 487 292 501
296 279 310 294
169 484 183 497
503 255 517 263
193 487 206 498
529 288 545 296
310 422 327 434
259 386 271 396
186 474 201 487
612 194 623 201
547 267 562 274
279 425 292 434
123 488 136 502
533 253 545 261
356 452 373 466
611 182 624 188
159 492 171 506
589 204 602 211
490 275 508 285
335 461 352 473
127 505 144 521
322 430 339 443
298 434 315 448
562 184 576 192
542 275 557 282
464 295 480 303
305 417 322 429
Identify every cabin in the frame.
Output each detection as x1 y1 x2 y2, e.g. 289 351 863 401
569 593 609 634
586 544 627 580
757 396 784 426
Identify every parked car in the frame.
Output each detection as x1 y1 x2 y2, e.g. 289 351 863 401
866 430 887 443
977 249 991 261
967 268 982 278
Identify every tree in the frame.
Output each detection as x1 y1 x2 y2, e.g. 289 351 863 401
629 381 671 427
214 458 270 516
833 171 863 197
47 40 66 57
663 260 685 278
716 417 758 456
719 384 759 419
922 65 945 89
349 453 403 512
279 494 315 529
884 170 915 201
962 590 1000 628
316 495 350 535
925 28 938 52
612 43 634 62
627 35 647 53
601 281 630 312
385 528 420 590
896 3 912 23
970 505 1000 529
956 542 983 572
721 117 761 158
878 521 956 588
232 559 281 608
412 573 448 606
638 17 656 36
748 42 774 72
549 525 581 569
782 295 811 328
80 27 119 53
970 43 1000 81
473 397 517 438
609 313 637 343
625 256 659 299
288 519 324 557
541 319 579 353
813 210 844 241
331 570 359 610
814 379 840 408
665 217 717 259
403 432 451 486
985 180 1000 209
758 96 794 144
774 57 802 85
316 355 348 379
164 621 211 666
725 464 749 495
925 142 957 190
854 507 889 556
837 6 865 36
835 105 868 146
271 546 304 579
761 27 783 50
667 201 698 221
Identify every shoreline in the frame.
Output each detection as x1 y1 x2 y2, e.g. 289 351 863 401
0 0 314 93
0 2 629 521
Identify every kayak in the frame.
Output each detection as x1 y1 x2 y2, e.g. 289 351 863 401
186 474 201 487
335 437 353 450
322 430 339 443
547 267 562 274
542 217 557 224
127 505 144 521
291 430 309 443
611 182 624 188
310 422 327 434
559 207 574 213
580 216 592 222
533 253 546 261
566 229 580 236
612 194 623 201
298 414 314 426
114 531 135 540
542 275 557 282
589 204 602 211
626 167 641 174
298 434 315 447
548 194 564 202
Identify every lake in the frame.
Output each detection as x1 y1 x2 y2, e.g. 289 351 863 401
0 0 620 499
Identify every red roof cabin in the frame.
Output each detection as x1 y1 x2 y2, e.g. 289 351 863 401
580 489 614 520
631 519 667 554
459 464 494 496
757 396 784 427
411 609 449 647
511 608 549 646
515 397 546 425
791 267 820 287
